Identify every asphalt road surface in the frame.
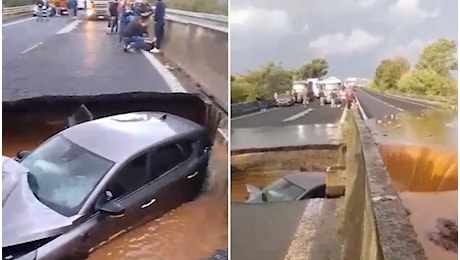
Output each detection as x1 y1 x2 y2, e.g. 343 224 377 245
232 101 344 128
3 16 177 102
356 87 435 119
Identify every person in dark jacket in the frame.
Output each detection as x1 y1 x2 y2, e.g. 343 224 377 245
150 0 165 53
122 18 148 53
107 0 119 34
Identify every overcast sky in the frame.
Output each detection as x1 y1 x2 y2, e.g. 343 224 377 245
230 0 458 78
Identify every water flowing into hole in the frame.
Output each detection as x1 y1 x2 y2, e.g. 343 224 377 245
379 144 457 259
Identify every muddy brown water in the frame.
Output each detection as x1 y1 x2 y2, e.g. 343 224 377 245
379 144 458 259
3 117 228 260
369 110 458 259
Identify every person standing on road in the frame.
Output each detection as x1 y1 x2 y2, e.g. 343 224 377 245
150 0 165 53
107 0 119 34
67 0 76 19
55 0 61 16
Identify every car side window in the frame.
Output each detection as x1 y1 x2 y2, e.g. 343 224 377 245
148 141 194 179
94 153 149 210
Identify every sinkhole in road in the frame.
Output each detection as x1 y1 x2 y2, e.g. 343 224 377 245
231 148 341 202
379 144 458 259
3 93 228 260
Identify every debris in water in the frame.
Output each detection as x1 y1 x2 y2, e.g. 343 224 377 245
201 249 228 260
427 218 458 253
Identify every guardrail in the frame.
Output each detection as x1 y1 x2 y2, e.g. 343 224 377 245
232 100 277 117
2 5 32 16
157 11 228 112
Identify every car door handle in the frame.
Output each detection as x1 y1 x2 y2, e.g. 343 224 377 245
187 171 199 179
141 198 157 209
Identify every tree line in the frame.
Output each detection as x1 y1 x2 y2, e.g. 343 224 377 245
231 58 329 103
370 38 457 97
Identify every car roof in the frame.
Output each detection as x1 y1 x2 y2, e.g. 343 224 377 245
61 112 203 162
283 171 326 191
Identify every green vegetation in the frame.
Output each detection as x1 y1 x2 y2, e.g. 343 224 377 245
3 0 32 8
231 59 329 103
166 0 227 15
370 38 457 97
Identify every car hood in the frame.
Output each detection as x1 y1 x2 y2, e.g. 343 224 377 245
2 156 76 247
245 184 263 203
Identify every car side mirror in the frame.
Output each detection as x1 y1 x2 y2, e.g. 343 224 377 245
261 192 268 202
16 150 31 161
100 200 125 218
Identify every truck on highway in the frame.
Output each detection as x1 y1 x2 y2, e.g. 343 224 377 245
292 79 319 103
319 77 341 104
85 0 110 20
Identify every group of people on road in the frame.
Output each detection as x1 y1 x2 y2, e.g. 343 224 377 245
34 0 78 20
107 0 166 54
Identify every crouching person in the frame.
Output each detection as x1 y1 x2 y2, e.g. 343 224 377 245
122 18 149 53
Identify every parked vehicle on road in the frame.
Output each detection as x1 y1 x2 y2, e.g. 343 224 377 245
85 0 110 20
275 93 295 107
320 77 342 104
77 0 86 9
3 105 212 260
292 80 315 104
245 171 326 203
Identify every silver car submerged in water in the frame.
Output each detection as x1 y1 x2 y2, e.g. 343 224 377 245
245 171 327 203
3 106 212 260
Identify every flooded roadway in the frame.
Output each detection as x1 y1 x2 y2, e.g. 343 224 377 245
3 113 228 260
368 109 458 259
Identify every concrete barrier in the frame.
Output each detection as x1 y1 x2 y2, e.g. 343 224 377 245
342 109 427 260
158 17 228 112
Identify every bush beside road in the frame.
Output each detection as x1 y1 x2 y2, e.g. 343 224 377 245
368 38 457 105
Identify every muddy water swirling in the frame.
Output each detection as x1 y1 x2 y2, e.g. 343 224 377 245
370 109 458 260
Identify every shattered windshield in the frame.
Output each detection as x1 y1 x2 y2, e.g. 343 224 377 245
21 135 114 216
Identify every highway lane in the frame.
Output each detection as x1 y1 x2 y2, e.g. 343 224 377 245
3 16 72 64
3 19 177 102
231 102 344 128
356 87 434 119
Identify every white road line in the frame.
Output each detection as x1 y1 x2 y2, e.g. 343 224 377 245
3 17 36 27
56 20 81 35
21 42 43 54
359 89 404 112
375 92 435 108
231 107 282 120
282 108 314 122
355 95 369 120
141 51 187 93
283 199 324 260
339 108 348 123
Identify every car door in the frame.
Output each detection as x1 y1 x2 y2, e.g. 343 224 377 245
141 142 193 219
177 137 211 200
75 152 159 254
